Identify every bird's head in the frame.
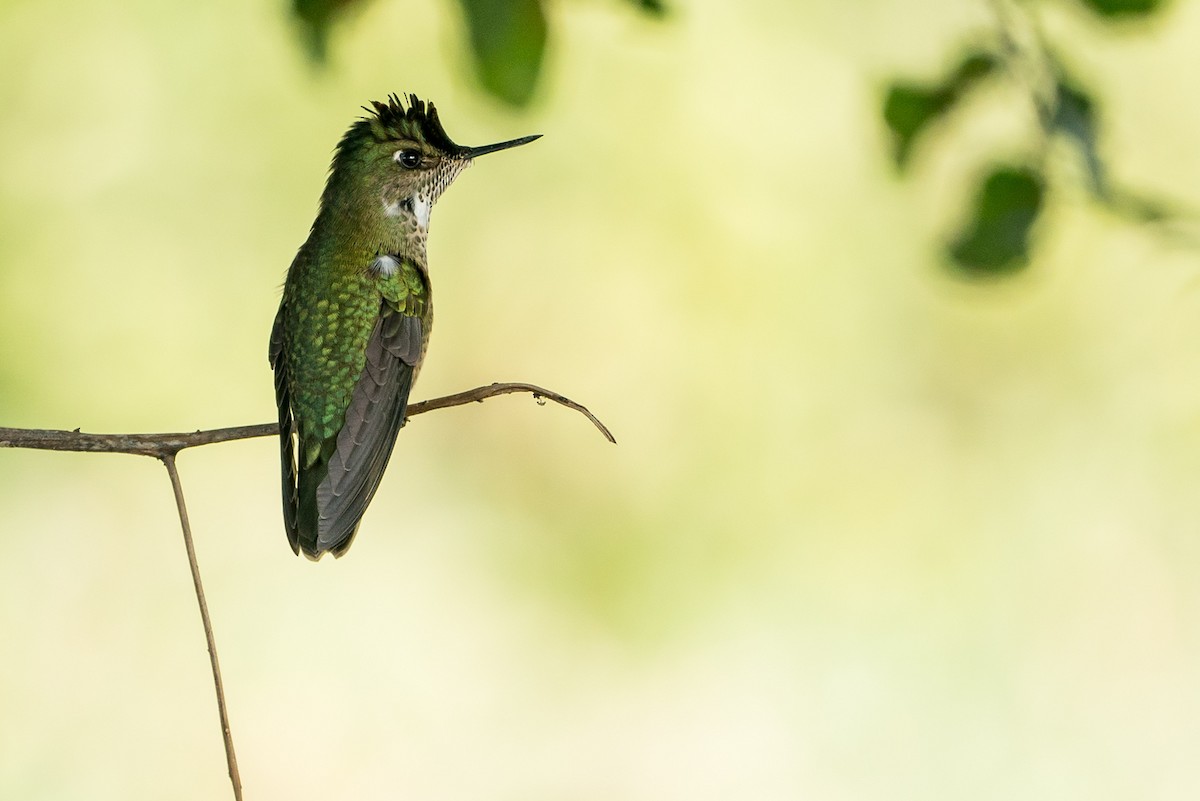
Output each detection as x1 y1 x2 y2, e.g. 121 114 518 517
325 94 540 232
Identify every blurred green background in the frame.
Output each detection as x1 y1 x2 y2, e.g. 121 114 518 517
3 0 1200 798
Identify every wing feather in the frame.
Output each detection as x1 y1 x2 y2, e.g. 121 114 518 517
312 301 422 556
269 304 300 553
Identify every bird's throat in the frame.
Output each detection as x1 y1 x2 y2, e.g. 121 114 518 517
383 193 432 233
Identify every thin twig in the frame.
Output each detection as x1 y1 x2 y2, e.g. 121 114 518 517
162 453 243 801
985 0 1058 136
408 382 617 443
0 381 615 455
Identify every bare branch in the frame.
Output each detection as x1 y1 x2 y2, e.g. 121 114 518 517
162 454 242 801
0 381 616 456
0 380 612 801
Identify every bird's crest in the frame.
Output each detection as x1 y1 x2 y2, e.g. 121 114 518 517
360 93 461 154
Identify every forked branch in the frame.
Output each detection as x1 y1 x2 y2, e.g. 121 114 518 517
0 381 614 801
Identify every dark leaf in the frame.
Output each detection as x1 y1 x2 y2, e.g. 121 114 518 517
628 0 668 16
457 0 547 106
883 51 997 169
292 0 364 62
948 52 997 85
884 85 954 169
1078 0 1164 17
949 166 1045 276
1052 79 1107 196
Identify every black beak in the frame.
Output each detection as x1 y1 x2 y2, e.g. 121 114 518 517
460 134 542 158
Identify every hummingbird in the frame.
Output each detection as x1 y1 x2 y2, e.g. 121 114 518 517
269 94 540 559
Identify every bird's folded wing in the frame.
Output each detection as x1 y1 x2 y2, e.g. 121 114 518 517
314 298 423 555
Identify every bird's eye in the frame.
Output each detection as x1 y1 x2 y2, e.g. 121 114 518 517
395 149 422 169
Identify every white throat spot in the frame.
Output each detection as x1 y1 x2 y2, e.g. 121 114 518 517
370 254 401 277
413 195 431 230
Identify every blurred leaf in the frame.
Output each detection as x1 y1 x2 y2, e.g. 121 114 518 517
457 0 547 106
1050 76 1189 227
292 0 364 61
289 0 654 104
949 166 1045 275
1077 0 1164 17
1051 79 1107 196
949 51 998 85
883 86 954 169
883 51 997 169
628 0 668 15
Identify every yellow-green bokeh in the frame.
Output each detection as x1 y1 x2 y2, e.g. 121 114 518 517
3 0 1200 798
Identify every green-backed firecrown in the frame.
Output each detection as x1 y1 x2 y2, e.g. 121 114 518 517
270 94 539 559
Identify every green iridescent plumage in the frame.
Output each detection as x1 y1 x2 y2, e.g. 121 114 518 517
270 94 539 559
